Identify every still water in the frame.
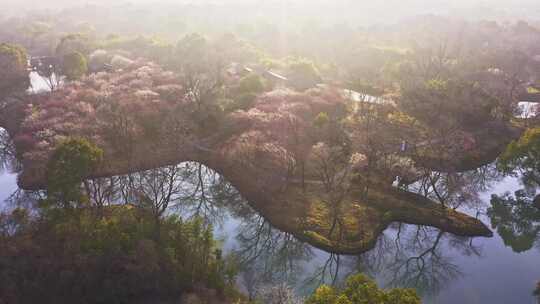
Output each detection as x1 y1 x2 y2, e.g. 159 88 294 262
4 75 539 303
1 154 539 304
214 174 540 304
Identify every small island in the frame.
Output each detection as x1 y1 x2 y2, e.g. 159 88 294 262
3 4 540 303
0 49 514 253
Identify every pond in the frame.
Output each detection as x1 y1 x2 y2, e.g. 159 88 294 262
215 173 540 304
27 71 62 94
1 148 539 304
2 73 538 303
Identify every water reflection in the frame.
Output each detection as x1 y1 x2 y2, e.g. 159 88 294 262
0 129 29 212
372 226 479 297
407 164 503 211
234 216 314 299
488 190 540 253
0 128 18 173
74 163 235 224
230 215 482 299
0 152 493 299
1 129 540 303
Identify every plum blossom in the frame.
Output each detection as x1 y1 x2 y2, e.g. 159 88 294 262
349 152 368 168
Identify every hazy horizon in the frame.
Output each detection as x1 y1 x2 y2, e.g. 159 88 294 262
2 0 540 26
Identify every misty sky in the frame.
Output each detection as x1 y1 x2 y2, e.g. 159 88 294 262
2 0 539 25
2 0 538 11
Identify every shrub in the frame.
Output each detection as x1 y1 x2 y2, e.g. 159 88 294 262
227 93 258 112
287 59 322 91
61 52 88 80
237 74 265 95
46 138 103 206
0 206 236 304
314 112 330 128
0 43 30 95
306 274 421 304
56 33 93 56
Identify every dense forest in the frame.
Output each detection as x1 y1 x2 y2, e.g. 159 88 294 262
1 1 540 304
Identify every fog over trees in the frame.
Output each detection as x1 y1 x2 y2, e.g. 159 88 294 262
2 0 540 25
2 0 540 303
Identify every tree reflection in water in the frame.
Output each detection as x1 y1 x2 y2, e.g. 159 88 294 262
230 208 483 299
488 190 540 253
380 226 475 297
1 157 488 299
62 162 245 224
0 128 44 212
2 134 534 301
0 128 17 173
233 215 314 299
407 164 502 211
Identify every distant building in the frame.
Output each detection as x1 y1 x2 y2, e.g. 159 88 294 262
226 62 289 88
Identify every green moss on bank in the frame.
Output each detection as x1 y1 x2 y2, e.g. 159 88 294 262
254 183 492 255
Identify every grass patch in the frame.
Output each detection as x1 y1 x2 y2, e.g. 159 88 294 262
258 182 493 255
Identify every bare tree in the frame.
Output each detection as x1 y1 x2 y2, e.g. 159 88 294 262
309 142 366 238
126 164 196 239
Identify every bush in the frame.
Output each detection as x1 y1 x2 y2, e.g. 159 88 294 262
237 74 265 95
46 138 103 206
56 33 93 56
0 205 236 304
61 52 88 80
226 93 258 112
306 274 421 304
0 43 30 96
288 59 322 91
399 79 499 131
314 112 330 128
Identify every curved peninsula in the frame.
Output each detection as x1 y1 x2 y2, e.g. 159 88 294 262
0 60 505 254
